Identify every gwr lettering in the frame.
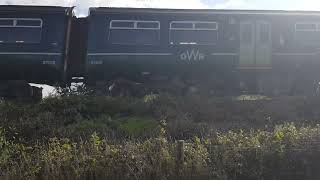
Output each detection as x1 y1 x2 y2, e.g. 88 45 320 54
180 49 205 62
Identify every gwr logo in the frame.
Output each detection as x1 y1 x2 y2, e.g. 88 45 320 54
179 49 205 62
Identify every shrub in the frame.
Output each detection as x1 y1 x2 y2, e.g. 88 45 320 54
1 124 320 179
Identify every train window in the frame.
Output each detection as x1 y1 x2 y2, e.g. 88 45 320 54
0 19 14 26
136 21 159 29
241 24 253 44
0 18 42 43
295 22 320 45
194 22 218 30
259 23 270 43
109 20 160 45
110 20 134 29
170 22 193 29
295 23 317 31
169 21 218 45
16 19 42 27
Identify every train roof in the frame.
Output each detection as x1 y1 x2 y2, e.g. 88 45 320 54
89 7 320 16
0 5 69 13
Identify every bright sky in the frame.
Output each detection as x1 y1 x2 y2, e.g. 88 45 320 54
2 0 320 16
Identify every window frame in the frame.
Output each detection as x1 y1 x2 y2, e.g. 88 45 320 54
240 22 254 45
109 20 160 30
295 22 319 32
0 18 43 44
257 21 271 44
108 19 161 45
169 21 219 45
170 21 218 31
294 22 320 45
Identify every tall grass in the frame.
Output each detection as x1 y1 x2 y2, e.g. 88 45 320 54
1 94 319 141
1 95 320 179
2 123 320 180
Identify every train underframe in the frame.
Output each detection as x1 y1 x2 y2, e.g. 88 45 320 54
85 65 320 97
239 70 320 96
0 80 43 101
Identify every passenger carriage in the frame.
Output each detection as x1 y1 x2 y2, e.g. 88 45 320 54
0 6 72 98
1 6 320 98
84 8 320 95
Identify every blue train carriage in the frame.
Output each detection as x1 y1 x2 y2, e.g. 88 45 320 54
237 10 320 95
0 6 73 98
86 8 238 95
86 8 320 95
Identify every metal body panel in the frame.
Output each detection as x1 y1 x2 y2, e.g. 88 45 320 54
0 6 69 85
0 54 62 82
86 9 238 83
84 8 320 94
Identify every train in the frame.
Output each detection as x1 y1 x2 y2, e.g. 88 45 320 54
2 5 320 98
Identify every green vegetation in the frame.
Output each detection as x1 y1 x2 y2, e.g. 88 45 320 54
1 94 320 179
2 123 320 179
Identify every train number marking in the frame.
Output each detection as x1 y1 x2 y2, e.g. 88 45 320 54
90 60 103 65
179 49 205 62
42 60 56 65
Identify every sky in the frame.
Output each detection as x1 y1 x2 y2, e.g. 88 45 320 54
2 0 320 16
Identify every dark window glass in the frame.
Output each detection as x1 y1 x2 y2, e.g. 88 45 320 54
295 23 320 46
0 27 41 43
0 19 13 26
241 24 253 44
16 19 42 27
171 22 193 29
0 18 42 43
170 30 218 45
12 27 41 43
295 23 320 45
296 23 317 31
111 21 134 28
0 28 11 42
109 29 159 45
260 23 270 43
195 22 217 30
137 22 159 29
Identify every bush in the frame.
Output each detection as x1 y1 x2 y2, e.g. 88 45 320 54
2 94 320 179
1 124 320 179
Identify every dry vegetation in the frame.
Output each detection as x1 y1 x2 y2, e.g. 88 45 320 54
1 94 320 179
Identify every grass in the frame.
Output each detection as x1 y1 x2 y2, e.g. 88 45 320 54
0 93 319 140
119 116 158 137
1 123 320 179
1 94 320 179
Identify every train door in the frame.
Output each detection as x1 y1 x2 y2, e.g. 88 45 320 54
255 21 272 68
239 22 255 68
239 21 272 69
